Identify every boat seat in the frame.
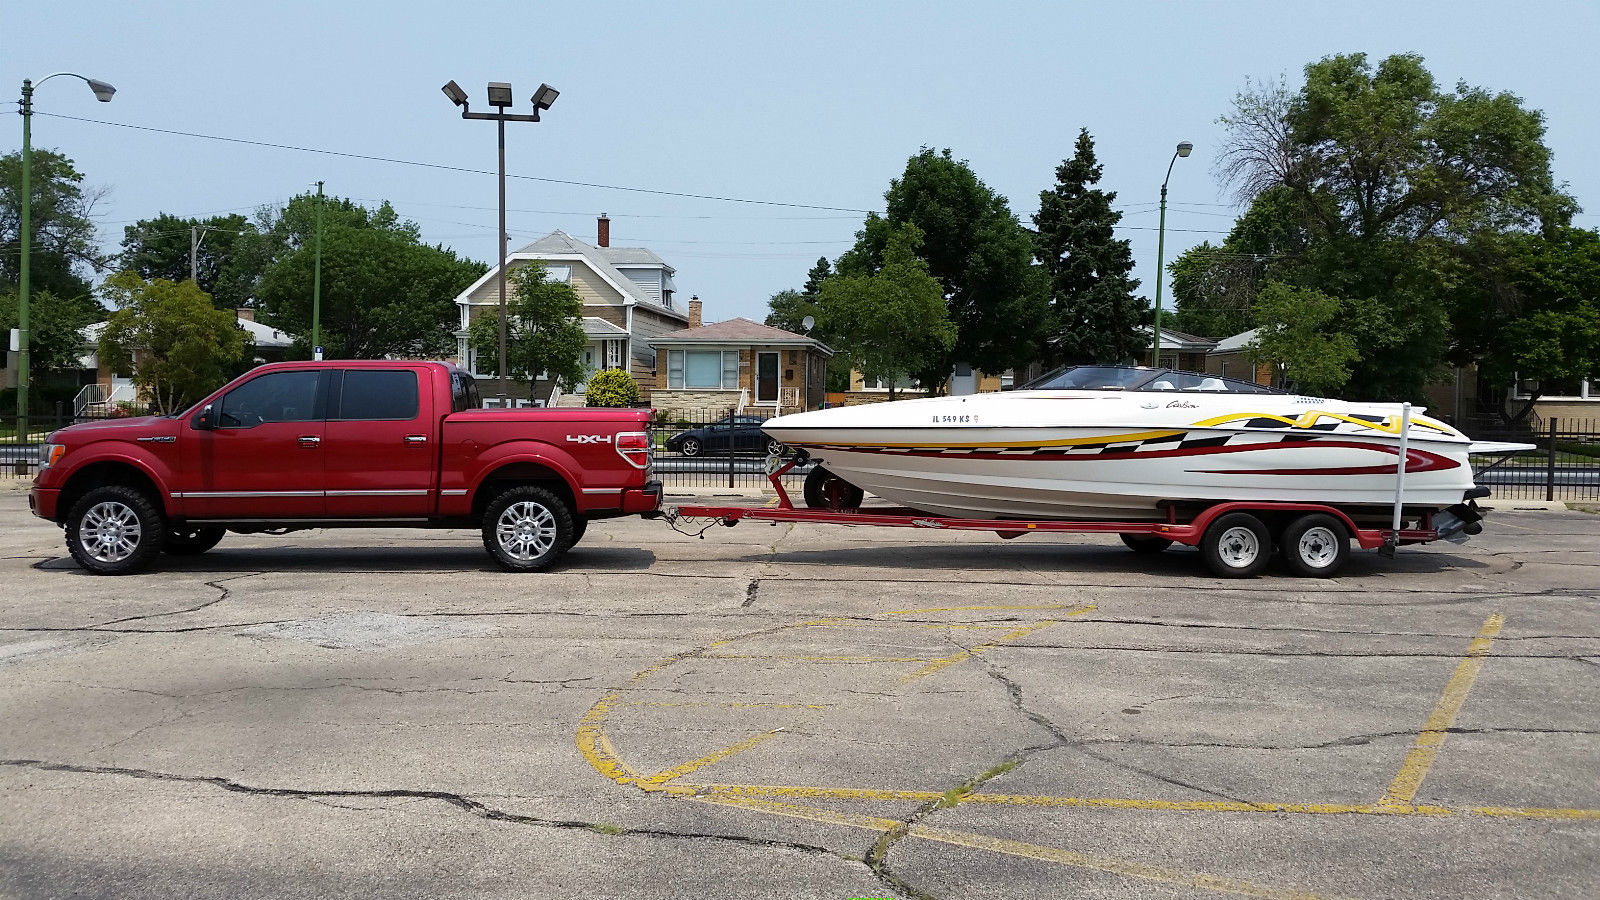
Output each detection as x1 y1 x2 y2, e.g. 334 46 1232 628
1198 378 1227 391
1150 380 1175 391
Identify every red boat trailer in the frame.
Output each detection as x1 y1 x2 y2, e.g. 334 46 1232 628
666 458 1455 578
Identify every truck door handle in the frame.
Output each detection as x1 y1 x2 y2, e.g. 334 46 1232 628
298 435 321 447
404 435 427 444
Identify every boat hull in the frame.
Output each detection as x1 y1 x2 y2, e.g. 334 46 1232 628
763 394 1477 521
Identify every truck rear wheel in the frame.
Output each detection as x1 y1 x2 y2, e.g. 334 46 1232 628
482 485 573 572
1279 513 1349 578
166 525 226 556
65 485 166 575
1200 512 1272 578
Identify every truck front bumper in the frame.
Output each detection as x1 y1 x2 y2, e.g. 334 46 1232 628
624 480 664 516
29 486 60 520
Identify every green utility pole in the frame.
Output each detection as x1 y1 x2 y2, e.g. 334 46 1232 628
16 80 33 444
312 181 324 360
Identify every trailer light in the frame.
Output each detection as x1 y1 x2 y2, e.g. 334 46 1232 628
615 431 651 469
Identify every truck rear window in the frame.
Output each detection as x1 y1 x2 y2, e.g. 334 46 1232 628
335 370 419 420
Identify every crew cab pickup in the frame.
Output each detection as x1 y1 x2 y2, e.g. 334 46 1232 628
29 360 662 574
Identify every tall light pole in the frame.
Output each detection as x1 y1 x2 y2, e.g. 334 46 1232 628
15 73 115 445
442 79 559 404
1149 140 1193 367
312 180 324 359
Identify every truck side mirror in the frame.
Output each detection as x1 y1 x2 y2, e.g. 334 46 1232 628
194 404 216 431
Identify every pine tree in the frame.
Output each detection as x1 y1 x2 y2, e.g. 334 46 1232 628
1032 129 1146 365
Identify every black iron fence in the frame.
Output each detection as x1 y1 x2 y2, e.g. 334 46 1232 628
647 407 810 491
1462 417 1600 502
1 407 83 479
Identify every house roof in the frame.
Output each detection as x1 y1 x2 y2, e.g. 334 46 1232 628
651 318 834 356
582 317 629 338
1139 326 1218 351
81 317 295 349
452 230 687 321
1210 328 1260 354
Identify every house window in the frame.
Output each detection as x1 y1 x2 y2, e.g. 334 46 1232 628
667 350 740 389
864 375 919 391
1513 375 1594 401
543 265 572 283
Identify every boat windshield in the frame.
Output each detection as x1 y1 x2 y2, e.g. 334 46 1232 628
1024 366 1285 394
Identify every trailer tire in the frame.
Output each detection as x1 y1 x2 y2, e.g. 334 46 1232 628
803 466 864 510
1279 513 1349 578
165 524 226 556
482 485 573 572
1200 512 1272 578
1120 534 1173 554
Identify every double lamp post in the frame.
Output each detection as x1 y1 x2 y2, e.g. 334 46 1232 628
13 73 116 443
441 79 558 404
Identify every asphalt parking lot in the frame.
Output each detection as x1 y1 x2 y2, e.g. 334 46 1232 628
1 485 1597 900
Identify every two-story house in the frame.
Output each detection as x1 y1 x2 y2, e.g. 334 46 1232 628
451 215 687 404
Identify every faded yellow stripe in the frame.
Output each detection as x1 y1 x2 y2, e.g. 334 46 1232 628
699 794 1339 899
639 729 783 787
898 620 1061 684
1378 613 1505 809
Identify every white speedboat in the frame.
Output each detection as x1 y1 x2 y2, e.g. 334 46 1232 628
763 366 1513 522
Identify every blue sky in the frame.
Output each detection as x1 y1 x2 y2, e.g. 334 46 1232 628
8 0 1598 328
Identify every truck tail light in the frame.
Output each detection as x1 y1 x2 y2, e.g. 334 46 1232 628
615 431 651 470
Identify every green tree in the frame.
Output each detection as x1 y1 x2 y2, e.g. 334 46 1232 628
468 262 587 393
766 256 852 391
585 368 640 407
1245 282 1360 396
98 273 251 413
0 148 106 301
839 148 1047 385
250 193 486 358
1032 129 1146 364
1201 53 1570 400
119 212 256 308
817 224 955 399
0 288 99 385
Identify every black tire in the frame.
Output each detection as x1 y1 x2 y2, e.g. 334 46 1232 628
1199 512 1272 578
568 517 589 549
803 466 864 510
482 485 574 572
765 437 784 457
65 485 166 575
1279 513 1349 578
1120 534 1173 554
165 524 226 556
680 437 701 457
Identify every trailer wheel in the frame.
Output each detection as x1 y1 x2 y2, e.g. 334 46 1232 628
803 466 864 510
482 485 573 572
1120 534 1173 554
1279 513 1349 578
1200 512 1272 578
165 524 226 556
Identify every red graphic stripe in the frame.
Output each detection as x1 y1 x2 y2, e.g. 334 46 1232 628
824 440 1460 472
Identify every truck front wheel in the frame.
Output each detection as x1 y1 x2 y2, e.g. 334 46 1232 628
65 485 166 575
482 485 574 572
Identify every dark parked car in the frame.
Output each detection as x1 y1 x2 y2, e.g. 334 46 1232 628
665 415 784 457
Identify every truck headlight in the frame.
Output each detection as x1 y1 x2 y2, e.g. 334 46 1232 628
40 444 66 470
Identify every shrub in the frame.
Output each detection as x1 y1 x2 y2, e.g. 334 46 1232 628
586 369 639 407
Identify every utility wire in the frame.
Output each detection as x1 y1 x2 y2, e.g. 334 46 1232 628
39 111 877 214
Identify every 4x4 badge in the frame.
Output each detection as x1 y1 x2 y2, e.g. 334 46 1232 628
566 434 613 444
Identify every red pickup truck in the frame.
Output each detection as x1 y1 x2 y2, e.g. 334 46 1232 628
29 360 662 574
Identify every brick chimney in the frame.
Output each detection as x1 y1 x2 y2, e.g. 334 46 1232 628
688 296 702 328
597 213 610 248
236 308 256 322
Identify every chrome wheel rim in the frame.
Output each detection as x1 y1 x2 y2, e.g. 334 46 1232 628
496 501 557 561
1217 526 1261 568
81 501 142 564
766 439 783 456
1296 526 1340 569
682 439 699 456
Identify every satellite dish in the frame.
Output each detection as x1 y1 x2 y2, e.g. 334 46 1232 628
801 315 815 333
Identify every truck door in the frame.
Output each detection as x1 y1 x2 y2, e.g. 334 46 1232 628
180 369 326 518
322 367 437 518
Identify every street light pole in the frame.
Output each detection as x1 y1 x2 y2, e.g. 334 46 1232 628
442 79 558 405
14 73 114 446
1150 140 1193 366
313 180 324 359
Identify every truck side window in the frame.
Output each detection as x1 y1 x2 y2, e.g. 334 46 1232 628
217 371 321 428
337 370 419 421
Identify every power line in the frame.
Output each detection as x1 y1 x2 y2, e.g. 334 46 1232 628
39 111 877 214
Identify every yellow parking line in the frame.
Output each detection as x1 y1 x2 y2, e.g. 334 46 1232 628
898 610 1091 685
1377 613 1505 810
637 729 784 788
697 794 1339 900
1471 805 1600 820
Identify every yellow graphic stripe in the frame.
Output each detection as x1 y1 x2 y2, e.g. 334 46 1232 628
808 429 1184 450
1191 410 1455 435
697 795 1340 900
1378 613 1505 809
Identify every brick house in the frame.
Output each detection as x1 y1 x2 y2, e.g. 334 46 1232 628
450 216 686 404
649 301 833 417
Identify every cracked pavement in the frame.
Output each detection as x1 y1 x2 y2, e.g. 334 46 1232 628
1 488 1597 899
